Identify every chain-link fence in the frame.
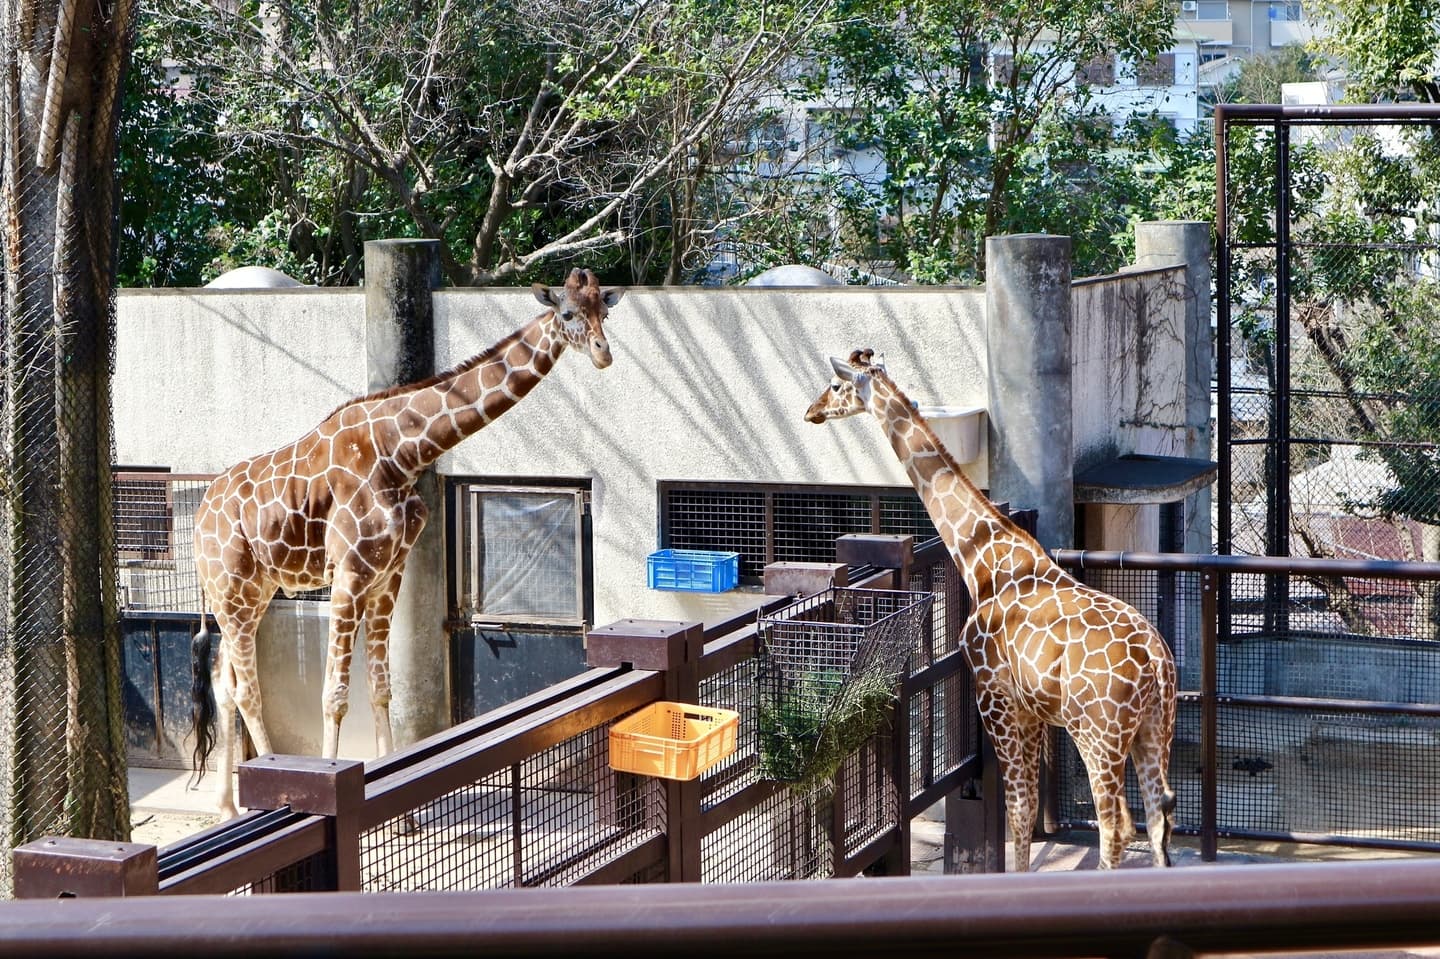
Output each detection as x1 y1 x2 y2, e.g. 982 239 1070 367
1218 105 1440 571
1 0 137 895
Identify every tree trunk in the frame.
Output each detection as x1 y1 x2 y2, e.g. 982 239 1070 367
1 0 136 891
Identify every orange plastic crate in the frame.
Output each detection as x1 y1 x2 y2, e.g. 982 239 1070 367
608 702 739 781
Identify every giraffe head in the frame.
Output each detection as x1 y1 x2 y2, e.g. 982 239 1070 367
804 348 881 423
531 267 624 369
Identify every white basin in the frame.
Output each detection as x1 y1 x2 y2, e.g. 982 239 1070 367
915 405 986 464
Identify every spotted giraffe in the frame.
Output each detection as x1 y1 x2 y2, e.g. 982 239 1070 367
191 268 624 818
805 349 1176 870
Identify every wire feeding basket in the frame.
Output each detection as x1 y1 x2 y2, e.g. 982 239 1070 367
756 587 933 788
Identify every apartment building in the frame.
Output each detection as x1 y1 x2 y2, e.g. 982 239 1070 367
1182 1 1317 100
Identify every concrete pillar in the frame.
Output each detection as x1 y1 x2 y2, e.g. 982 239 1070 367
985 234 1075 550
364 238 441 391
1134 221 1214 554
363 239 450 750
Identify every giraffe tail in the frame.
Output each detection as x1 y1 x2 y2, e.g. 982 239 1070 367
190 618 218 787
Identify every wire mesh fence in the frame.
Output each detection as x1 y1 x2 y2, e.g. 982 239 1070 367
755 588 932 787
113 472 214 613
1219 107 1440 570
1057 556 1440 852
358 722 664 892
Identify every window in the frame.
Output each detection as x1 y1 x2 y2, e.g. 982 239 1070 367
1075 53 1117 86
449 481 591 627
1136 53 1177 87
114 468 174 560
1196 1 1228 19
1268 1 1301 21
658 481 938 583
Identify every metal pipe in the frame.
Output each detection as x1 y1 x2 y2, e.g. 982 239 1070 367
1216 102 1440 124
1051 549 1440 581
1199 570 1218 862
1214 105 1233 561
5 861 1440 958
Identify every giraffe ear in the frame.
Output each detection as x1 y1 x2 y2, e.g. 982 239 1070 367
601 286 625 307
830 356 856 381
532 283 559 308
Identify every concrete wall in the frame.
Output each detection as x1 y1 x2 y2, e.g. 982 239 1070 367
430 286 988 625
1071 267 1190 474
115 288 367 470
117 284 990 626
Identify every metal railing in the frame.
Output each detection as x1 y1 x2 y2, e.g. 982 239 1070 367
16 534 982 896
16 541 1440 957
1052 549 1440 859
6 859 1440 957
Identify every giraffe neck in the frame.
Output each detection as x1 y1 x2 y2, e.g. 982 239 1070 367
381 313 563 475
865 373 1050 600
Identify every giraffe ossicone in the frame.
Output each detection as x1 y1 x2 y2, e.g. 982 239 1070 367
191 268 624 819
806 348 1177 870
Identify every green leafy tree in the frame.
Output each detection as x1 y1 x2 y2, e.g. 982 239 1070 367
793 0 1174 282
118 19 275 285
1311 0 1440 103
127 0 837 285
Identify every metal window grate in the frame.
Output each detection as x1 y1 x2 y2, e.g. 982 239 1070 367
659 482 938 581
661 486 768 577
113 472 214 613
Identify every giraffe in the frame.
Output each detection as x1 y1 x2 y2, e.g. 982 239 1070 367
805 349 1176 870
190 267 624 818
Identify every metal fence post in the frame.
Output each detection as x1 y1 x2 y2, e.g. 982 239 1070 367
1200 570 1219 862
835 534 913 875
238 755 366 890
11 837 158 898
587 620 704 882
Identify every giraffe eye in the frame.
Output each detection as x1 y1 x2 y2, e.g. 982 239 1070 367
561 309 575 321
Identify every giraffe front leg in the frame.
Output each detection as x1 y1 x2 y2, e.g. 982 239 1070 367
363 573 401 757
322 589 363 759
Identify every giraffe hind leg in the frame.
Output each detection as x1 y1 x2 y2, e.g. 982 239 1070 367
986 708 1044 872
211 605 275 820
1131 713 1176 867
1081 750 1134 870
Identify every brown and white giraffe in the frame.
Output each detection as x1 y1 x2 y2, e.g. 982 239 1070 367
805 349 1176 870
191 268 624 818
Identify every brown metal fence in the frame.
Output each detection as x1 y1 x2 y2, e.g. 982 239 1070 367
1053 549 1440 858
17 533 979 897
17 540 1440 955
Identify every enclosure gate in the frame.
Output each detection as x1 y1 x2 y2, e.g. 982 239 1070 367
1215 103 1440 572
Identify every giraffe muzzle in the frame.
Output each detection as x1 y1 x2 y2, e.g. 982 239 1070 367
590 339 613 369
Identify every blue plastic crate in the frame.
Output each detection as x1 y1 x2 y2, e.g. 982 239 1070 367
646 549 740 592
